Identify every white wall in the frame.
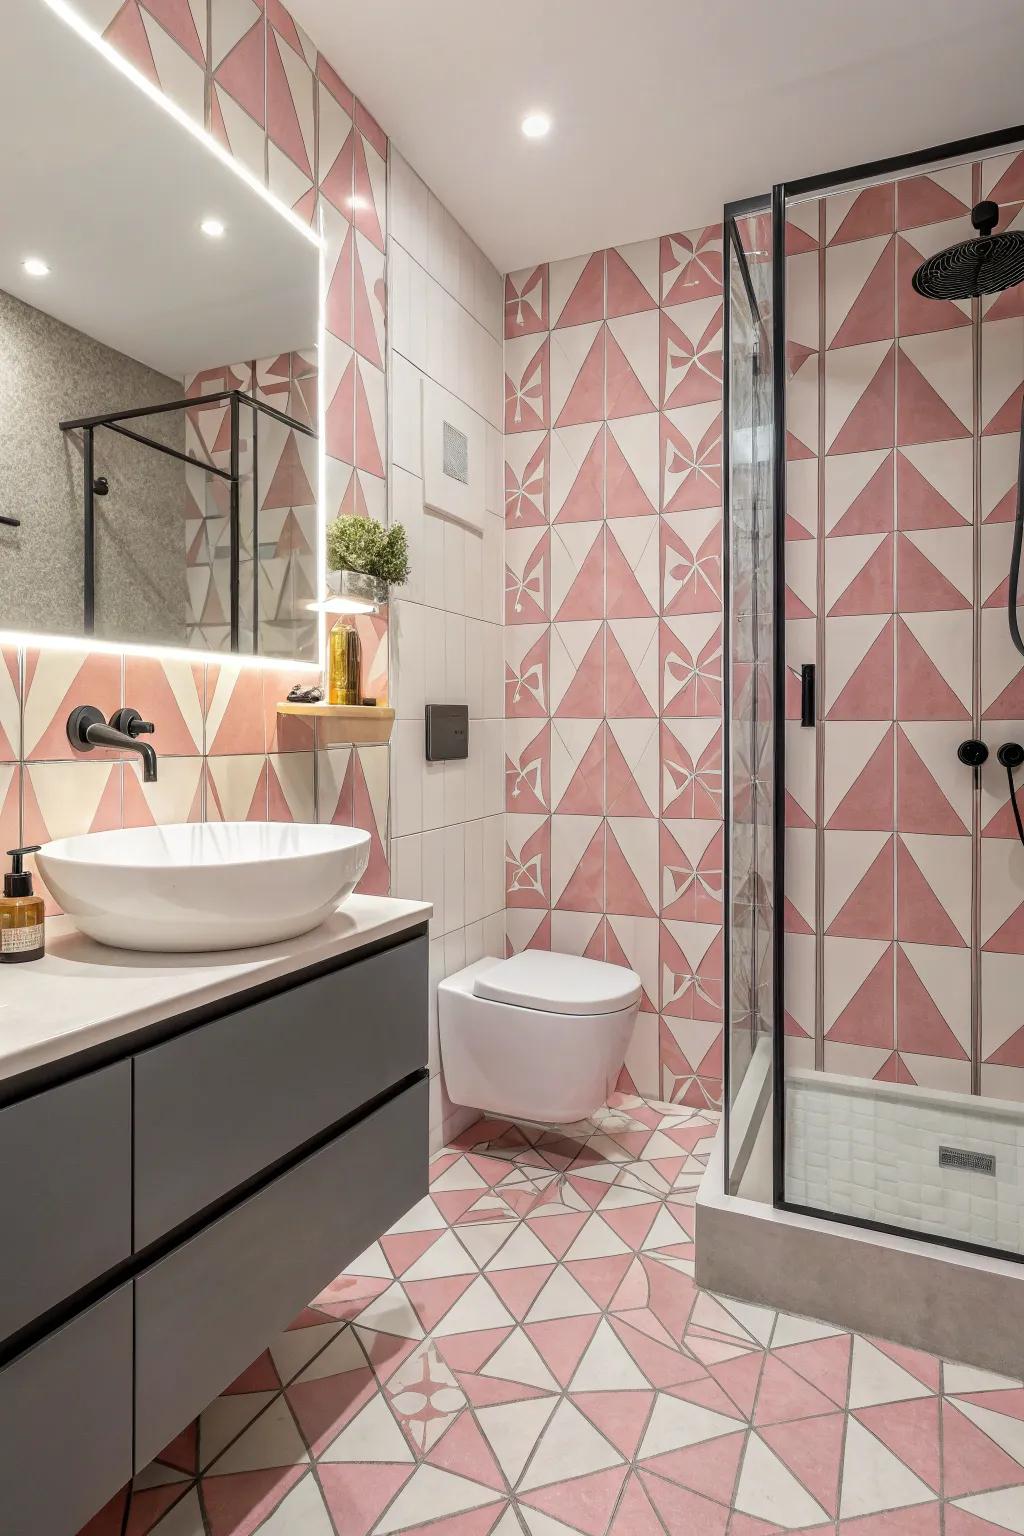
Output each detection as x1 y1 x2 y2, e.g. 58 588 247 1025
386 148 507 1150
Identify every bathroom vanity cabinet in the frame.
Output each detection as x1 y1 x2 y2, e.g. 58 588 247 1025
0 909 429 1536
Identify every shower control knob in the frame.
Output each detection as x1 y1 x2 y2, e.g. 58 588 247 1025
957 739 989 767
997 742 1024 770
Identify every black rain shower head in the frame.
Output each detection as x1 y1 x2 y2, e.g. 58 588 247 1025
911 200 1024 301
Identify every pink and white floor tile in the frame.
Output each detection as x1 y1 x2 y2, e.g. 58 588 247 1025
80 1098 1024 1536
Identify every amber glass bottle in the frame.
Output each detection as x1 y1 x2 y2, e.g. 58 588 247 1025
0 846 45 963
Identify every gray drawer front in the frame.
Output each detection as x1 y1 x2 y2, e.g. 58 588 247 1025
134 933 428 1247
0 1062 131 1341
0 1284 132 1536
134 1073 427 1471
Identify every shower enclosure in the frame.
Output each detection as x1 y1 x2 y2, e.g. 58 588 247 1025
59 385 318 660
724 127 1024 1266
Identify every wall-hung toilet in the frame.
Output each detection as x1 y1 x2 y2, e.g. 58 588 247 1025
438 951 642 1123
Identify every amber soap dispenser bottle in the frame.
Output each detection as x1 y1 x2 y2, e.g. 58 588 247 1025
0 846 45 963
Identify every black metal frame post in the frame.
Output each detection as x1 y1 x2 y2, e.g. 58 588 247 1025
763 124 1024 1263
769 180 788 1209
83 426 95 635
251 401 260 656
60 389 315 651
229 392 240 652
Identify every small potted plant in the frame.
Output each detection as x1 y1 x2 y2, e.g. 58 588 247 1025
325 514 410 611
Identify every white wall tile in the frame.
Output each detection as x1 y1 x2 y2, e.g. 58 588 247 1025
421 827 445 934
483 512 504 621
464 919 485 965
465 621 484 720
423 510 446 601
391 355 423 478
481 720 503 816
390 719 423 838
444 613 467 704
443 756 467 828
390 831 422 901
390 149 429 267
391 599 426 720
389 240 412 362
444 520 467 615
485 426 502 516
443 822 466 932
484 813 505 917
422 756 446 832
483 622 503 720
463 735 484 824
443 925 467 981
424 602 447 683
482 910 505 958
464 531 484 622
464 817 484 925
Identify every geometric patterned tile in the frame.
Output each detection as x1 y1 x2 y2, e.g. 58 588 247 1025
75 1097 1023 1536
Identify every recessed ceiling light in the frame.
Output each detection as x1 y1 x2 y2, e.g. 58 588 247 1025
200 217 226 239
22 257 50 278
521 112 552 140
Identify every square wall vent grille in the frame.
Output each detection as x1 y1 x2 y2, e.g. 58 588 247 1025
442 420 469 485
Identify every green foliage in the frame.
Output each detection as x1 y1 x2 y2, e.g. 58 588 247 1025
326 515 410 587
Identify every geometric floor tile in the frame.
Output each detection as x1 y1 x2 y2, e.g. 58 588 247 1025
76 1094 1024 1536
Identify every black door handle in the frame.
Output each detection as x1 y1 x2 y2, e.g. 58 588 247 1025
800 664 815 727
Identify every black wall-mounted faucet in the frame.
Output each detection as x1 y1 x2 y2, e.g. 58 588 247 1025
67 705 158 782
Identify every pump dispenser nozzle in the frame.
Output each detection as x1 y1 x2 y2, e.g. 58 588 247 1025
4 846 40 898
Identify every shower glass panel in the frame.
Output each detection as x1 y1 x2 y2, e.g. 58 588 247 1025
777 140 1024 1260
725 209 776 1199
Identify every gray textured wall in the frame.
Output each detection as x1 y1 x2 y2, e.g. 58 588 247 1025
0 289 187 645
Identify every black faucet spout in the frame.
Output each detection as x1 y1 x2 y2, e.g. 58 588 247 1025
67 705 159 782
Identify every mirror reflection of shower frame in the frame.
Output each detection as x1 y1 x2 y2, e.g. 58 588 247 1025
59 389 317 655
725 119 1024 1264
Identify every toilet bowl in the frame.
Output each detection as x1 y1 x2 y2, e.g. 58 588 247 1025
438 951 642 1123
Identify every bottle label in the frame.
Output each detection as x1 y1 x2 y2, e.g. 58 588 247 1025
1 924 43 954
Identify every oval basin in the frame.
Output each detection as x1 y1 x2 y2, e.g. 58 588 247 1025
36 822 371 953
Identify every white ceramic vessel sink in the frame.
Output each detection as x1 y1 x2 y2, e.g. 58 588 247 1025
36 822 371 953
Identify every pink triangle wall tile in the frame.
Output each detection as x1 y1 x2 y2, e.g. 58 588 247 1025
0 647 20 761
123 757 204 828
22 648 123 762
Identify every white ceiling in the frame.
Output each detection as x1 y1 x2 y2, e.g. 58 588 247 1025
293 0 1024 274
3 1 317 379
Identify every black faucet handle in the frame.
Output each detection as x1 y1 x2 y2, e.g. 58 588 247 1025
109 707 154 739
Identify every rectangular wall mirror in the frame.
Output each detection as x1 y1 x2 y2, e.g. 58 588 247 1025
0 1 322 664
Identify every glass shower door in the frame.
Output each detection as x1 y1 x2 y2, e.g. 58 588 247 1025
725 210 776 1198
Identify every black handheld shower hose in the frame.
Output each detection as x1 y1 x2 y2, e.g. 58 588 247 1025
1007 396 1024 661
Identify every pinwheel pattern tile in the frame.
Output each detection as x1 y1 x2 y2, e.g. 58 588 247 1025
504 233 725 1110
76 1096 1024 1536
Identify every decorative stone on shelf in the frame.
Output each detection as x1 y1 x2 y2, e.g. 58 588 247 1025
275 702 395 745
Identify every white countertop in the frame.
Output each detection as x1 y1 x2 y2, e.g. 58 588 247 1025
0 895 432 1085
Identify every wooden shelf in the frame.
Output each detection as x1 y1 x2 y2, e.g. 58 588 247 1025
276 702 394 744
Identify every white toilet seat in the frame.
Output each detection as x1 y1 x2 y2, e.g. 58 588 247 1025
472 949 641 1015
439 954 642 1124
